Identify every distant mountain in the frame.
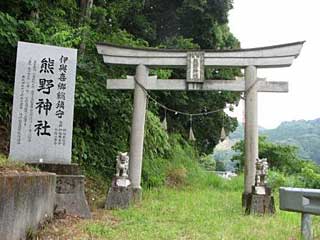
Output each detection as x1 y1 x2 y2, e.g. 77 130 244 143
229 118 320 164
229 124 266 140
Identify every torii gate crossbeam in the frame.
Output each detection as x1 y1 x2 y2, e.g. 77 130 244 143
96 41 304 206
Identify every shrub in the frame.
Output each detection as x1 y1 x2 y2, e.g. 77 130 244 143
166 167 187 187
268 170 308 189
0 154 37 172
300 166 320 188
199 154 216 171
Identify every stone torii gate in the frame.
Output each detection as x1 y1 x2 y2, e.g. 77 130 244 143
96 41 304 204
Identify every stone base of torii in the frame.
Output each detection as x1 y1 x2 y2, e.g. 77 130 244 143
96 41 304 212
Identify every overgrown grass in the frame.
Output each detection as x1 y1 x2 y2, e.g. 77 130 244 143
143 133 213 189
83 175 320 240
0 154 37 173
85 175 109 209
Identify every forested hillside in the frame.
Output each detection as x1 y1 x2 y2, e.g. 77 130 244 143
230 119 320 164
0 0 241 181
264 119 320 164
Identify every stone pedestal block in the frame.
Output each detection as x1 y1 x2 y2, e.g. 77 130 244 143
105 186 133 209
29 163 81 175
131 187 142 202
105 186 142 209
55 175 91 218
28 163 91 218
245 193 275 215
0 173 56 240
105 177 142 209
242 192 250 208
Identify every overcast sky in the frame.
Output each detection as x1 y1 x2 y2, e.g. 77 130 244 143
227 0 320 129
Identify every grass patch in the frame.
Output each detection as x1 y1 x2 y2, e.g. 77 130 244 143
0 154 37 173
85 175 108 209
82 176 320 240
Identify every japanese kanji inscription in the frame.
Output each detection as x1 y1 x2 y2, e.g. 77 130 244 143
9 42 77 163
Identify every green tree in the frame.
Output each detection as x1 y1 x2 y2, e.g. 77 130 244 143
232 136 301 173
0 0 241 180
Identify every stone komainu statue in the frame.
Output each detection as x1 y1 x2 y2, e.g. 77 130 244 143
116 152 129 178
248 158 275 214
255 158 268 186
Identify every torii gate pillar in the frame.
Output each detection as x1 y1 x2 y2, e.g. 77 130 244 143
244 66 258 204
129 64 148 198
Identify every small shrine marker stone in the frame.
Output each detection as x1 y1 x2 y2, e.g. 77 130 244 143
9 41 77 164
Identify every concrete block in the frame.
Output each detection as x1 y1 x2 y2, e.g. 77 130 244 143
245 194 275 215
0 173 56 240
29 163 91 218
55 175 91 218
105 186 133 209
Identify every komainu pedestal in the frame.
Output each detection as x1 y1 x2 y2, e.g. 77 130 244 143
105 152 140 209
246 186 275 215
105 177 133 209
245 158 275 215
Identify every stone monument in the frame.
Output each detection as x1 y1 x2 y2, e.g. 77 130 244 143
10 42 76 164
245 158 275 214
105 152 136 209
9 41 90 218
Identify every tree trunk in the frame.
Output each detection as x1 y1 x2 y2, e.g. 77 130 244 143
79 0 93 52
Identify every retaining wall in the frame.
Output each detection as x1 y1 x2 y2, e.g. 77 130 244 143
0 172 56 240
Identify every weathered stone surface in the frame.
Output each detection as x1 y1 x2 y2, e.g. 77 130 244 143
116 178 131 187
105 175 136 209
105 186 134 209
107 76 288 92
242 192 250 208
244 66 258 194
105 176 142 209
30 163 91 218
252 185 272 195
0 173 56 240
129 64 148 190
245 194 275 215
244 158 274 214
115 152 129 178
105 186 142 209
96 41 304 67
186 51 205 90
28 162 81 175
55 175 91 218
253 186 266 195
131 187 142 203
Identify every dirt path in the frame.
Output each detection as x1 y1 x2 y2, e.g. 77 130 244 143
36 210 119 240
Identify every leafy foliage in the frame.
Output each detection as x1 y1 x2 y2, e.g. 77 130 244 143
230 119 320 164
232 136 320 188
262 119 320 164
0 154 37 172
0 0 241 181
232 136 301 172
199 154 216 171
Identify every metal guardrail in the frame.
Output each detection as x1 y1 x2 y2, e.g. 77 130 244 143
279 187 320 240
